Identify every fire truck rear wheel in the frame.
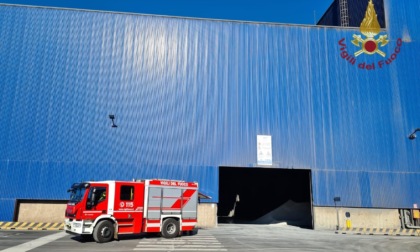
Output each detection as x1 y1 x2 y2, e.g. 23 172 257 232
161 218 179 239
93 220 114 243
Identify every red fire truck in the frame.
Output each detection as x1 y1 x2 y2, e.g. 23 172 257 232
64 179 199 243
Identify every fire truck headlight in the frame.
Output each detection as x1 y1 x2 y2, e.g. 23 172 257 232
73 223 81 228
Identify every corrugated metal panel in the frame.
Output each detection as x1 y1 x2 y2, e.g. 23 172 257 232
0 0 419 221
313 170 420 207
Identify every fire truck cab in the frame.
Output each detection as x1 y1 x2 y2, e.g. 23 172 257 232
64 179 198 243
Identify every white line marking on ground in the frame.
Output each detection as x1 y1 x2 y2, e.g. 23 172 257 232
134 249 227 251
0 232 68 252
134 234 227 251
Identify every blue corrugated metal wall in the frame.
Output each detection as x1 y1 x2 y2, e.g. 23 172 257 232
0 0 419 221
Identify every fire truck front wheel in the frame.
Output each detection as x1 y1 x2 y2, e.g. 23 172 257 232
161 218 180 239
93 220 114 243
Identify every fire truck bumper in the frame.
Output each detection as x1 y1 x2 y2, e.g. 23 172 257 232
64 218 93 235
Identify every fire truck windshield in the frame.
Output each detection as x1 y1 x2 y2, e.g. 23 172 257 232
68 183 89 203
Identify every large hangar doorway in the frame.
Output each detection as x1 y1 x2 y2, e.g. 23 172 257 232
218 167 313 228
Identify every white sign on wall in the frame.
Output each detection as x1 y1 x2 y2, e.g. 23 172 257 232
257 135 272 166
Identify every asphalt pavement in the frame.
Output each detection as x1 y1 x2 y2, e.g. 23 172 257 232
1 224 420 252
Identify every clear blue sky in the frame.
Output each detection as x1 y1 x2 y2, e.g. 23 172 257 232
0 0 333 25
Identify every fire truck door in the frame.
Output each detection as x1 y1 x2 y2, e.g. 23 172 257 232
147 187 162 220
162 188 182 214
147 188 183 218
114 184 144 234
83 186 108 219
181 189 198 219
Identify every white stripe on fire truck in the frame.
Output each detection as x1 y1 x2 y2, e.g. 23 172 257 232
148 183 197 189
146 223 161 228
146 222 197 227
143 180 150 219
181 222 197 227
114 210 143 213
108 181 115 215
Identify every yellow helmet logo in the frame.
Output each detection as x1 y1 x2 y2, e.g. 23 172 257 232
351 0 388 57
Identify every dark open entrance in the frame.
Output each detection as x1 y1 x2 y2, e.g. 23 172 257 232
218 167 313 228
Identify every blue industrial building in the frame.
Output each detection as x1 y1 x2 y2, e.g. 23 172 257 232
0 0 419 228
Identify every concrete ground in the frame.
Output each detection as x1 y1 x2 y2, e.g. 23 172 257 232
1 224 420 251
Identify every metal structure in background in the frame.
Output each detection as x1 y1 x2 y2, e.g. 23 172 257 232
339 0 349 26
400 209 420 229
317 0 386 28
334 197 341 230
